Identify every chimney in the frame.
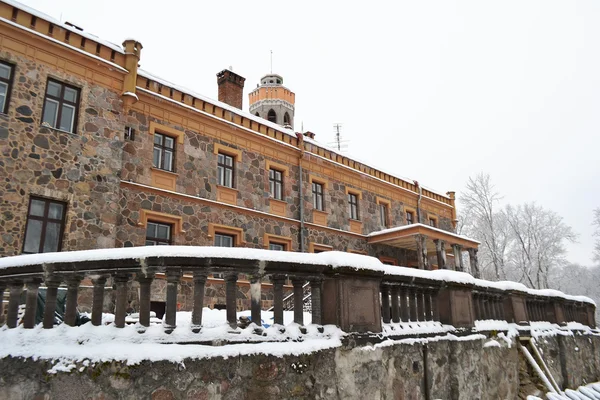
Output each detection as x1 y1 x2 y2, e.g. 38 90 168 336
217 69 245 110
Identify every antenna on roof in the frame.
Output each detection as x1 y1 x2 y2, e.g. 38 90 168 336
329 123 349 152
270 50 273 74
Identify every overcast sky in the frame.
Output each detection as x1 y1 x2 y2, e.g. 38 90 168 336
18 0 600 265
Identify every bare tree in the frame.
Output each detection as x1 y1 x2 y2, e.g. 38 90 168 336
459 173 510 280
504 203 577 289
593 208 600 263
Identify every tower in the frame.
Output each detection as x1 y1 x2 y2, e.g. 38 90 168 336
249 74 295 129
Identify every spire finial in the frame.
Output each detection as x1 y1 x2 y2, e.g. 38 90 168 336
270 50 273 74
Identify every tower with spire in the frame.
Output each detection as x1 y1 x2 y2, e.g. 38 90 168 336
248 73 295 129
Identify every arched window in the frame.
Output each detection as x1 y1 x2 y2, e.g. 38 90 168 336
267 109 277 123
255 112 260 117
283 112 290 125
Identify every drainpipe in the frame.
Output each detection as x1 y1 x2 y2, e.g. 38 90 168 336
415 180 423 224
423 343 431 400
296 133 306 252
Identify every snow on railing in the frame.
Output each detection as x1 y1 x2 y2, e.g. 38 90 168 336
0 247 595 336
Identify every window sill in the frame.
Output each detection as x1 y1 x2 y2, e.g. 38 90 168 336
269 198 287 216
216 185 238 205
150 168 178 191
150 167 178 176
40 124 77 136
312 209 328 226
349 219 363 234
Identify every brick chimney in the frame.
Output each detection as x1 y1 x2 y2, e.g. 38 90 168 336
217 69 245 110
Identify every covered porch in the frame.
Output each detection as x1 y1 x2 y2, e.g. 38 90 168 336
367 223 481 275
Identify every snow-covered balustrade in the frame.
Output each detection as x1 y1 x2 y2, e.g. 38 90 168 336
0 247 596 336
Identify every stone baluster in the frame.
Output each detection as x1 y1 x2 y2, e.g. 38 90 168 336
7 280 24 328
114 274 131 329
225 272 239 329
271 275 285 326
424 289 432 321
381 284 391 324
250 274 262 328
409 288 418 322
43 276 62 329
416 289 425 322
400 286 409 322
434 240 446 270
0 282 6 326
390 285 400 323
292 278 304 325
136 273 154 328
452 244 463 272
91 276 108 326
64 275 83 327
23 278 42 329
310 278 323 326
468 248 480 278
165 270 182 332
497 296 505 320
473 294 481 320
191 271 208 332
431 289 440 321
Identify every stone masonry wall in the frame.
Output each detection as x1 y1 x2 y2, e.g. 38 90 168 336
0 50 125 256
0 335 542 400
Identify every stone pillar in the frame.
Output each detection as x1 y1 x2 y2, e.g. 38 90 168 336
192 271 207 331
271 275 285 326
431 289 440 321
416 290 425 322
409 288 418 321
381 284 391 324
165 270 182 332
91 276 108 327
503 291 528 324
437 283 475 328
225 273 238 329
137 274 154 328
0 282 6 326
310 278 323 325
452 244 463 272
43 276 62 329
292 278 304 325
23 278 42 329
64 275 82 327
468 248 480 278
415 235 429 270
424 289 432 321
114 274 130 329
7 281 23 328
249 274 262 327
400 286 409 322
440 241 447 269
434 239 446 270
390 285 400 323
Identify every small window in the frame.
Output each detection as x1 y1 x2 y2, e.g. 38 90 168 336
269 242 285 251
269 168 283 200
348 193 359 220
429 218 436 228
379 203 389 228
283 112 290 125
153 132 175 172
23 197 67 254
215 233 234 247
217 153 234 188
267 109 277 123
0 61 15 114
41 79 80 133
312 182 324 211
406 211 414 225
145 222 171 245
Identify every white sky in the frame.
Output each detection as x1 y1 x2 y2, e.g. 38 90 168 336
16 0 600 265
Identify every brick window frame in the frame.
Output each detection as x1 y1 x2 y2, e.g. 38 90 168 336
0 60 15 114
376 197 391 228
428 216 438 228
41 78 81 133
153 132 176 172
22 196 67 254
264 233 292 251
213 144 242 189
145 221 172 245
309 242 333 253
345 187 362 221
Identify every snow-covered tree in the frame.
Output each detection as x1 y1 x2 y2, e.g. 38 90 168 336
504 203 577 289
459 173 511 280
593 208 600 263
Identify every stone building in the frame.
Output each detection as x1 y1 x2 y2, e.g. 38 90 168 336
0 0 479 315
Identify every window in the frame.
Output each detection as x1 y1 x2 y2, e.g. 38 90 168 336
153 132 175 172
23 197 67 254
267 109 276 123
283 112 290 125
0 61 14 114
41 79 80 133
406 211 414 225
269 242 285 251
429 218 436 227
217 153 234 188
379 203 389 228
269 168 283 200
312 182 324 211
348 193 359 220
215 233 235 247
145 222 171 245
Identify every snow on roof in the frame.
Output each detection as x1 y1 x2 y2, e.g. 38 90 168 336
368 223 480 244
0 247 593 305
4 0 125 54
